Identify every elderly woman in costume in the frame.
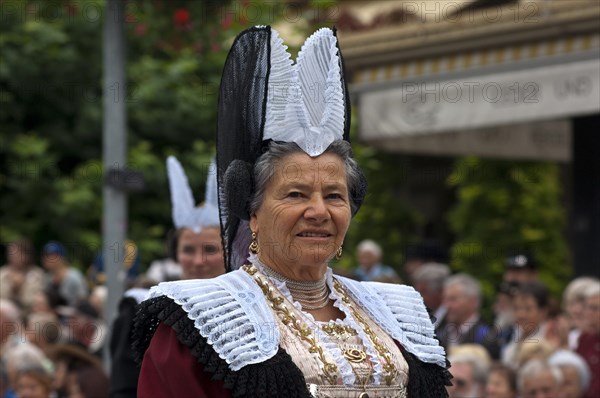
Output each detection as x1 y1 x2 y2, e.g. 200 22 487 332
134 26 449 398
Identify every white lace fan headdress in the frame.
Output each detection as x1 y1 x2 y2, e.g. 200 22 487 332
167 156 220 234
263 27 346 156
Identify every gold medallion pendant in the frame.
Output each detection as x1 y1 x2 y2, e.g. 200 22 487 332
343 347 367 363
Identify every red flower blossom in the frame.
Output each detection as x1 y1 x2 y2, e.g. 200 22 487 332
221 13 233 30
173 8 190 26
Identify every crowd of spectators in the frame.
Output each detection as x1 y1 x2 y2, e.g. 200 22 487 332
1 237 598 398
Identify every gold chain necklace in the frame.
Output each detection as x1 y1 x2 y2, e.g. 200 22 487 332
243 264 339 384
332 279 398 386
244 264 398 388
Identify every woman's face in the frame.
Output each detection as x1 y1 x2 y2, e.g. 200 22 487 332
177 227 225 280
485 370 515 398
250 152 351 272
514 294 547 335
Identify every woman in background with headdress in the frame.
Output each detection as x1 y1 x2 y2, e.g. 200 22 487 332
134 26 450 398
109 157 224 398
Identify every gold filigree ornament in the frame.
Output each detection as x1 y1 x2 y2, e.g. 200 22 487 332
243 264 339 385
332 279 398 386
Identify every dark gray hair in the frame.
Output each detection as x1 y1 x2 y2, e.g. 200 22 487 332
249 141 364 215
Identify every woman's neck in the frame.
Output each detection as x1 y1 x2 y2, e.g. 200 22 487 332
256 255 327 282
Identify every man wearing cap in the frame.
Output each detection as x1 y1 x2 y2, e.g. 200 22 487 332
503 252 539 286
41 241 88 307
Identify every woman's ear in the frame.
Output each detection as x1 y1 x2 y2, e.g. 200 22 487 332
249 213 258 233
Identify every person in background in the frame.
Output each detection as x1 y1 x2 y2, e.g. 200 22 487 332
548 350 591 398
446 351 489 398
403 240 448 284
517 358 562 398
352 239 401 282
412 262 450 328
41 242 88 307
0 299 22 356
493 282 517 350
2 344 52 398
46 343 109 398
438 273 500 359
502 282 551 368
576 281 600 398
109 156 225 398
13 366 54 398
503 251 538 286
0 239 44 312
563 276 599 350
485 363 517 398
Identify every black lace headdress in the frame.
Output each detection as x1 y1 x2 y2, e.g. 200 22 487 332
216 25 357 271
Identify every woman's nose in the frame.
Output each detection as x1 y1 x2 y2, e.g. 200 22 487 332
304 194 329 222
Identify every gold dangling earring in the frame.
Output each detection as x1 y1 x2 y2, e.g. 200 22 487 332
249 232 260 254
335 245 343 260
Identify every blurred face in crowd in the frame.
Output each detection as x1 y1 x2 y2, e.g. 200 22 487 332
557 366 584 398
566 297 587 331
177 227 225 280
514 293 547 337
521 369 559 398
446 362 481 398
357 249 379 270
16 373 50 398
444 284 478 325
584 293 600 334
7 243 30 268
486 369 516 398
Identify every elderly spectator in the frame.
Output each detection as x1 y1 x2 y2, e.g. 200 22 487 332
24 313 62 352
486 363 517 398
503 251 538 286
3 343 52 398
412 262 450 327
438 273 500 359
0 299 22 356
548 350 591 398
0 239 44 312
353 239 400 282
41 242 88 307
576 281 600 398
518 358 562 398
14 366 54 398
502 282 551 368
563 277 599 350
446 351 489 398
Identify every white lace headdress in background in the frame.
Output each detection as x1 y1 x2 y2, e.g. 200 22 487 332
167 156 220 234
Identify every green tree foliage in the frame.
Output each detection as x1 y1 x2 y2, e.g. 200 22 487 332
447 156 571 301
0 0 279 269
1 0 345 271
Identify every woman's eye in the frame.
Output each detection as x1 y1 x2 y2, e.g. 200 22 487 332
181 246 195 255
287 192 302 198
203 245 218 255
327 193 343 200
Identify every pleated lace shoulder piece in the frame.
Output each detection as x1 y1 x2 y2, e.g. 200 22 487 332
143 270 280 370
336 277 447 368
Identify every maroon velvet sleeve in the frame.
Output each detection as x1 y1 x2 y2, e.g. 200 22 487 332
137 323 232 398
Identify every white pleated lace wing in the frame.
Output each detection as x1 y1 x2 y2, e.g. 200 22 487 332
167 156 220 234
337 277 447 368
145 270 280 371
263 28 345 157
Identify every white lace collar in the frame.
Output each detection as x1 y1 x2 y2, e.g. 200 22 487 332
146 259 445 371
